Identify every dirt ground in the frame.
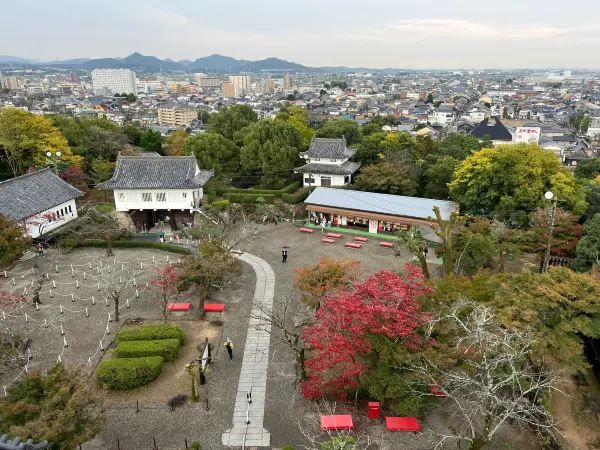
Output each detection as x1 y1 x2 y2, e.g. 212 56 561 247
553 376 600 450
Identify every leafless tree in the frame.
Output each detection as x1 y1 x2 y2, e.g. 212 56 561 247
410 301 561 450
250 293 311 380
98 262 139 322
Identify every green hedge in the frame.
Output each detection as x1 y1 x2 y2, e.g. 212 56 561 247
215 181 300 198
96 356 163 390
281 188 311 204
72 240 191 255
115 339 181 362
117 324 186 345
224 193 276 204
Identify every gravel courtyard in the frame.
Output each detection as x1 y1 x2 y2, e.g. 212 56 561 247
1 227 534 449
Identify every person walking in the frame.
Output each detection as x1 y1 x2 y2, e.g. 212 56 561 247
36 243 44 257
282 249 288 263
224 338 233 360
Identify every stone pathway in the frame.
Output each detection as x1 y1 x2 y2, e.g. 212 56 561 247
222 252 275 448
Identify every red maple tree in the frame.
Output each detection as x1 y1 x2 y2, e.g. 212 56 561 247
150 266 180 320
301 265 432 400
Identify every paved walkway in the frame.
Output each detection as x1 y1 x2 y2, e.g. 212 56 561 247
222 252 275 448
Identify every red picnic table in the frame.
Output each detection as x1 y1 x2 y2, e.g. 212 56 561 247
385 416 421 432
321 415 354 431
345 242 362 249
167 302 192 312
354 237 369 242
204 303 225 313
299 227 315 233
379 241 394 248
321 238 336 245
325 232 343 239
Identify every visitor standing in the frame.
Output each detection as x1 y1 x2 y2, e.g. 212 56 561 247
224 338 233 360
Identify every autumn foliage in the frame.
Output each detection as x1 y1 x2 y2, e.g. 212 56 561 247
301 265 432 400
293 257 360 308
0 291 27 307
150 266 180 320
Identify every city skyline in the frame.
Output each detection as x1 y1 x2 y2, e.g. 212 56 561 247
2 0 600 69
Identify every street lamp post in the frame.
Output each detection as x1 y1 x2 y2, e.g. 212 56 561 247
542 191 557 273
45 150 62 174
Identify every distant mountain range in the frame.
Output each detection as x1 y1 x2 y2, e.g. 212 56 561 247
0 52 322 73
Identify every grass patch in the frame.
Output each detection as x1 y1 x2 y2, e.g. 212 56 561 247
115 339 181 362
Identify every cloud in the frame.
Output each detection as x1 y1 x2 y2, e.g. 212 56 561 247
342 18 583 43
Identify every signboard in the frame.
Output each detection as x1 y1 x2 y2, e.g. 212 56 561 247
515 127 541 144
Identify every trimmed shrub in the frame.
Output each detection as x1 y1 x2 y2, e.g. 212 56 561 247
211 199 231 210
280 181 301 194
72 240 190 255
281 188 310 204
115 339 181 362
224 193 276 204
96 356 163 390
117 324 186 345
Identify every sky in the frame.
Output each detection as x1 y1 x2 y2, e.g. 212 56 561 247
2 0 600 69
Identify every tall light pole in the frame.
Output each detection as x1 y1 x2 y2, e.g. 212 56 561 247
45 150 62 174
542 191 557 273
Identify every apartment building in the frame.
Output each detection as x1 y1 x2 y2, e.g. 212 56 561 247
157 103 197 127
91 69 137 95
229 75 250 97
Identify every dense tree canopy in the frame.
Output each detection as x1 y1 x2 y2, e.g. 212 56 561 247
434 268 600 369
315 119 361 145
0 108 81 176
449 144 586 220
207 105 258 142
185 132 240 175
0 364 103 448
275 105 314 149
354 161 419 196
139 129 163 152
0 215 31 267
575 213 600 271
163 130 188 156
240 120 302 188
574 158 600 179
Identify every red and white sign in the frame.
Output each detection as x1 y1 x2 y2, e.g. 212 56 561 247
515 127 541 144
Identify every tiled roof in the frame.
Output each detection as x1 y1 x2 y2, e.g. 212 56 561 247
0 168 83 222
304 187 457 221
294 161 361 176
301 138 355 159
97 156 213 190
470 117 513 141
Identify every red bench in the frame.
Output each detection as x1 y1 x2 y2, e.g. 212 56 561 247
325 232 343 239
321 238 336 245
385 416 421 432
299 227 314 233
345 242 362 249
354 237 368 242
321 415 354 431
167 302 192 312
379 241 394 248
204 303 225 313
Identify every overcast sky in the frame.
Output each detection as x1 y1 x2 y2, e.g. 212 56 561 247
3 0 600 69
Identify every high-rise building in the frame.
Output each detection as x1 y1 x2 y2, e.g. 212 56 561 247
195 73 221 90
283 73 292 90
222 80 235 98
91 69 137 95
158 104 198 127
228 75 251 97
